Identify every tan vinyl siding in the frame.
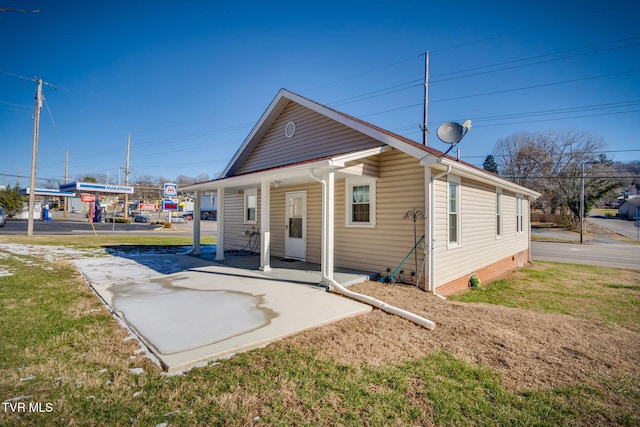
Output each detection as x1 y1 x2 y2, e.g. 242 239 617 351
221 149 532 287
222 190 261 251
223 184 322 261
224 149 426 275
434 177 530 288
236 102 383 175
340 156 379 177
334 149 426 276
268 183 322 262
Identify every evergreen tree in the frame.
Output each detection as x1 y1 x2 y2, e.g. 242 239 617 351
483 154 499 174
0 184 28 217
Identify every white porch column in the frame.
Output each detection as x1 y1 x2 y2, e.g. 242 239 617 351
423 167 431 292
325 169 335 282
260 180 271 271
192 190 201 255
215 187 225 261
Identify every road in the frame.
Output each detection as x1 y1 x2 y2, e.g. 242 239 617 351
532 241 640 270
588 216 640 242
530 214 639 269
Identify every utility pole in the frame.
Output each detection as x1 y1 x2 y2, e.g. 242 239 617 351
580 163 584 243
63 150 69 219
421 50 430 146
123 133 131 220
27 78 43 237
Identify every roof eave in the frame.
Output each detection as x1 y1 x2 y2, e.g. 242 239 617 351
422 156 541 199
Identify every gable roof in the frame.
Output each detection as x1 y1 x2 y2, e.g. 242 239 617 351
184 88 539 198
222 89 442 178
620 197 640 208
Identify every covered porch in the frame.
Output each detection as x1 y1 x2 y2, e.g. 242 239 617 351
184 146 389 287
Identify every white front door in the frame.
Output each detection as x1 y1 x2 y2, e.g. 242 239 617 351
285 191 306 260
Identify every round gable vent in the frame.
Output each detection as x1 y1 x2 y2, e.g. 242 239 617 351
284 121 296 138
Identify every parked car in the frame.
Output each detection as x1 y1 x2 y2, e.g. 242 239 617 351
180 213 193 220
0 206 6 227
134 215 151 223
171 216 186 223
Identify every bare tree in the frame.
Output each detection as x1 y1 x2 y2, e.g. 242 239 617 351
133 175 161 203
195 173 211 183
494 129 618 225
175 175 197 187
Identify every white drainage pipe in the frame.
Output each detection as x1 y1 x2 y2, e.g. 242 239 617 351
328 278 436 330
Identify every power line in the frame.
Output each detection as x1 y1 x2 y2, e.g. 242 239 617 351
431 69 640 104
431 36 640 80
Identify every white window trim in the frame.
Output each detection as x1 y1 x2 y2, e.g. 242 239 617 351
516 194 524 234
447 176 461 248
496 188 503 239
345 177 376 228
244 188 257 224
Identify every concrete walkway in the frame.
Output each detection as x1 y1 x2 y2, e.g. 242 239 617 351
73 249 373 372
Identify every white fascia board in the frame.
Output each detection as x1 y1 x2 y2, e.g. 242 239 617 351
221 90 290 177
329 146 391 166
182 159 333 192
422 157 541 199
184 146 387 193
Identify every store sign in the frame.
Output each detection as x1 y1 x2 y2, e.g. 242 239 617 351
139 203 160 211
162 199 178 211
81 193 95 202
163 183 178 197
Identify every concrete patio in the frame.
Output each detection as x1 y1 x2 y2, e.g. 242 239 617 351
73 248 375 372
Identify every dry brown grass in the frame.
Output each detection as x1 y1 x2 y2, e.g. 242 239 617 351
274 274 640 394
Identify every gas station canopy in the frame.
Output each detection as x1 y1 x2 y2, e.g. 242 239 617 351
59 182 134 194
19 188 76 197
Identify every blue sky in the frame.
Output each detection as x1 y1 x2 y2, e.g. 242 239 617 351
1 0 639 188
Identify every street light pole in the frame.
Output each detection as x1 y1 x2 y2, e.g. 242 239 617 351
27 78 43 237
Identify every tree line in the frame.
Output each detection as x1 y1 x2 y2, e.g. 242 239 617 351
483 129 638 227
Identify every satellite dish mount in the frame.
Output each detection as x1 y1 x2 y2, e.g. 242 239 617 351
436 120 472 157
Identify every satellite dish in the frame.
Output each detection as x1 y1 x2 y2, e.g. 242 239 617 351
437 122 464 144
437 120 473 144
436 120 472 157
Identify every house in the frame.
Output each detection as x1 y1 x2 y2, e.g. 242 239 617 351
619 198 640 220
182 89 540 296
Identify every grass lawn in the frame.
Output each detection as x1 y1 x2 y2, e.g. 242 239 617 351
452 262 640 332
1 238 638 426
591 208 619 217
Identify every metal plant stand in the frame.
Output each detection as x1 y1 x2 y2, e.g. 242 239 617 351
404 208 425 283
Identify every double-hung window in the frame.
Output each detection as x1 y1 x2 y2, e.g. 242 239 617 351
496 189 503 238
448 176 461 246
516 194 524 233
346 177 376 227
244 188 257 224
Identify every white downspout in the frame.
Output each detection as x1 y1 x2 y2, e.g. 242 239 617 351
216 187 225 261
310 168 436 330
429 165 451 299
